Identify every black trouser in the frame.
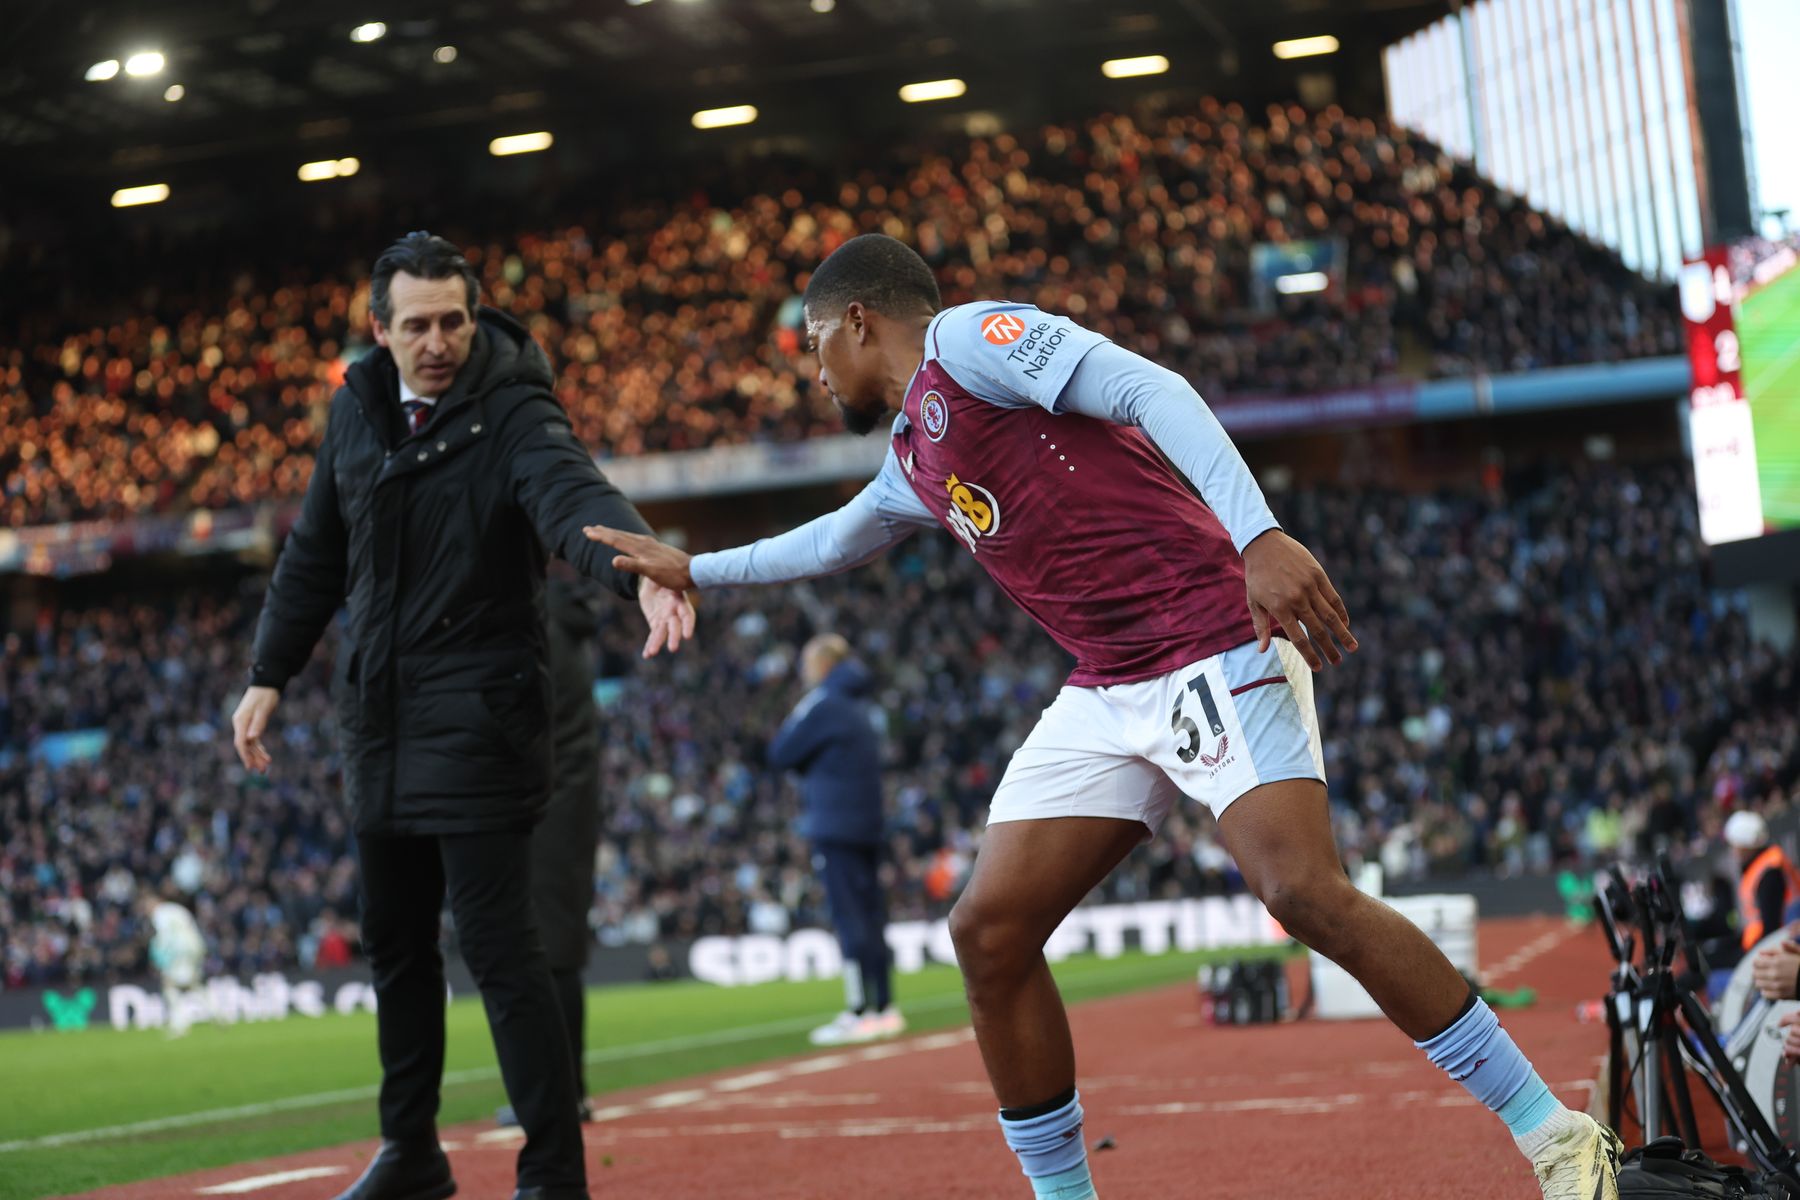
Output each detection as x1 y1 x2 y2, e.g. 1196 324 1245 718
355 831 585 1190
550 965 586 1098
529 762 597 1099
816 840 892 1013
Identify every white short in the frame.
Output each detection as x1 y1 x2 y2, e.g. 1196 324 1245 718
986 639 1325 834
161 956 202 989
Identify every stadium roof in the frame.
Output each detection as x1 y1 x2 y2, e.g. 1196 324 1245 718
5 0 1449 193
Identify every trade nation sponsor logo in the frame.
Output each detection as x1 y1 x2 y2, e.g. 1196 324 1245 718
981 312 1026 345
1007 320 1070 380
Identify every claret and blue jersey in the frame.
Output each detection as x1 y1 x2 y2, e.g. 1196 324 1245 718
692 300 1283 688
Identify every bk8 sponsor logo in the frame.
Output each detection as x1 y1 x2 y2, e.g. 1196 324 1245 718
942 472 1001 553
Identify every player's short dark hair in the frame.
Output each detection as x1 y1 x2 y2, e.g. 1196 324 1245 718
803 234 942 322
370 231 480 325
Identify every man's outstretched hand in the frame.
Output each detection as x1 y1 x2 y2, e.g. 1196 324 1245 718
587 525 699 657
637 577 697 658
1241 529 1357 671
584 524 696 592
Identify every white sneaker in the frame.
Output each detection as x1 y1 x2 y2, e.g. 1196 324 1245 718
864 1006 906 1038
1531 1112 1622 1200
807 1008 907 1046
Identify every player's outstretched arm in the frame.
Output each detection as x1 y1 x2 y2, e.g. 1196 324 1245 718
587 448 932 599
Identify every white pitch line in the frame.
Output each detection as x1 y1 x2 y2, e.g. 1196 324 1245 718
195 1166 348 1194
782 1053 855 1077
712 1069 788 1092
642 1089 709 1109
849 1041 912 1062
1486 924 1582 982
1116 1078 1596 1120
589 1104 637 1122
474 1127 527 1145
0 1085 382 1155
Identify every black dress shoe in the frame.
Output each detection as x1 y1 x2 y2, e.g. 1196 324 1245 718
508 1189 586 1200
330 1140 456 1200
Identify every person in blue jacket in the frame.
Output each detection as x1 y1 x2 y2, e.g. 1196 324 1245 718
769 633 905 1045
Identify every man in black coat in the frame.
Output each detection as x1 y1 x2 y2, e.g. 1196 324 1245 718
496 570 604 1127
230 232 693 1200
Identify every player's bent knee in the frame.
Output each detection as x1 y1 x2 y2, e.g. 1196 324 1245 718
947 902 1035 986
1258 875 1357 959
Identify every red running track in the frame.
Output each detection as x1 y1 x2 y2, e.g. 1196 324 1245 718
66 915 1609 1200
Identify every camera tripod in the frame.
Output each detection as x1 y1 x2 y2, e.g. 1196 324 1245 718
1596 858 1800 1181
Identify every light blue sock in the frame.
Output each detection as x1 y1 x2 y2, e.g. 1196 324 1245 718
1024 1163 1096 1200
1417 998 1537 1120
999 1091 1096 1198
1496 1074 1559 1137
1417 997 1576 1157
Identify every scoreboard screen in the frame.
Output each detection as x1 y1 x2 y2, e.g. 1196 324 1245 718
1682 235 1800 548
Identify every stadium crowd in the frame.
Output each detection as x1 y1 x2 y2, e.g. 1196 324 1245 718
1 99 1679 529
4 460 1794 990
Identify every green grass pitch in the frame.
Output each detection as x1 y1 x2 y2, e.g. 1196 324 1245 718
0 948 1282 1200
1740 260 1800 529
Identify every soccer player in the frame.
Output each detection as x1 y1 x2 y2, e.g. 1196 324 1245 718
140 889 206 1037
585 234 1620 1199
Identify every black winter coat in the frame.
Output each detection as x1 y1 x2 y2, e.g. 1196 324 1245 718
532 574 604 969
250 307 650 835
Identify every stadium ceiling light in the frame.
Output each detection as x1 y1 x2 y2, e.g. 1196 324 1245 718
111 183 170 208
124 51 165 77
691 104 757 130
350 22 388 43
811 0 835 11
297 157 361 182
1274 271 1330 294
86 59 120 82
433 45 457 63
898 78 966 104
488 130 553 155
164 84 184 101
1101 55 1169 79
625 0 655 6
1272 35 1340 59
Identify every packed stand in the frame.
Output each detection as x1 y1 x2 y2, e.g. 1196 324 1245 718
0 99 1680 528
5 459 1792 990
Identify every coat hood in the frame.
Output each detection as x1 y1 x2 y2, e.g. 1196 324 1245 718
823 658 874 698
